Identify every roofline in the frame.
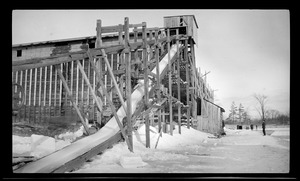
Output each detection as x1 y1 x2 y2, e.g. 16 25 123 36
203 98 225 112
163 15 199 29
12 35 97 48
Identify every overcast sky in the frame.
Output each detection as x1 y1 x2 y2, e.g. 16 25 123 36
12 9 290 119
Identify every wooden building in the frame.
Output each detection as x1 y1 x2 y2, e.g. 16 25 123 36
12 15 225 139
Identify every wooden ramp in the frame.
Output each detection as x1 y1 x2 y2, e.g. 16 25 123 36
14 44 181 173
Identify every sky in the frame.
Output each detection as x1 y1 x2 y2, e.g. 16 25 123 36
12 9 290 119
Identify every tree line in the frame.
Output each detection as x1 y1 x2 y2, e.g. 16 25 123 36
225 93 289 125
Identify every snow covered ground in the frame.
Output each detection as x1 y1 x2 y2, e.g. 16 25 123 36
70 125 289 173
12 123 289 173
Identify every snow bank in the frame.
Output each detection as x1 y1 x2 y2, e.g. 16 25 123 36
13 126 84 159
74 125 213 173
30 134 56 158
57 126 84 142
156 125 213 149
13 135 31 156
120 155 148 168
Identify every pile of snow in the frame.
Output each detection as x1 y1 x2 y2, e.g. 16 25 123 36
156 125 213 149
119 155 148 168
57 126 85 142
74 125 213 173
30 134 56 158
13 126 85 159
13 135 31 157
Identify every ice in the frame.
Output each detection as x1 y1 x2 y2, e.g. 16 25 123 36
57 126 84 142
13 135 31 156
30 134 56 158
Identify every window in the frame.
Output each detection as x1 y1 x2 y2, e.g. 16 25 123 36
197 97 202 115
88 42 95 49
180 17 184 26
17 50 22 57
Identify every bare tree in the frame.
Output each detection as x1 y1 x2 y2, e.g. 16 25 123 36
253 93 268 122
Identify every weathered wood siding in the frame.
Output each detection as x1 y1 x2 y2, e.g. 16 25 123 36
196 101 223 135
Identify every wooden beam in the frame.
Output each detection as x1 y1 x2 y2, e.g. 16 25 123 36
143 23 150 148
28 69 32 106
167 28 173 136
95 19 103 127
155 29 162 135
176 29 181 134
185 39 190 129
56 65 90 135
33 68 37 106
124 17 133 151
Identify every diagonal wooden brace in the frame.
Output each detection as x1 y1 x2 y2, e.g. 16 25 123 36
76 60 103 113
101 49 128 115
55 65 90 135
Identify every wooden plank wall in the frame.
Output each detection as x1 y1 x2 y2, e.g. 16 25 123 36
12 51 133 125
196 101 223 135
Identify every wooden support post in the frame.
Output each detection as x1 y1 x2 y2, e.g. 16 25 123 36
56 65 90 135
49 66 52 107
81 60 84 105
142 22 150 148
185 39 190 129
33 68 37 106
176 29 181 134
104 58 107 105
155 29 162 135
119 53 124 98
167 28 173 136
53 67 57 107
96 19 103 126
59 64 63 116
124 17 133 150
70 61 74 106
87 50 133 152
29 69 32 107
93 58 96 105
162 109 166 133
110 54 113 103
76 62 79 105
87 60 91 106
43 67 47 107
190 39 197 120
118 22 124 100
24 69 27 105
